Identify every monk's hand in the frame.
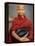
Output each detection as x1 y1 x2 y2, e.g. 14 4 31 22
21 37 29 41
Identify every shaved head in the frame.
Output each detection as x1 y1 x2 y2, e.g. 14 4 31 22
16 4 25 10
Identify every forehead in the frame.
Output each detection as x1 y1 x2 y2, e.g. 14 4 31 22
16 4 25 8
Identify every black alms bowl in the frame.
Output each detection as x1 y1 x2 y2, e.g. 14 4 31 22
16 28 29 37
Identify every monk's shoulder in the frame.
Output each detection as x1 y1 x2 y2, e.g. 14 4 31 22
12 16 18 23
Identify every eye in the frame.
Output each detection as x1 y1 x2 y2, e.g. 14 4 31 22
17 9 20 10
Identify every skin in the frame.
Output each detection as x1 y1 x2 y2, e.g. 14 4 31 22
16 5 25 16
11 5 29 42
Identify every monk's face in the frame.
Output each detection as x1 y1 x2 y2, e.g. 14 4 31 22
16 5 25 16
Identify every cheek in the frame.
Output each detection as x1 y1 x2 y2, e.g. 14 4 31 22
23 10 25 13
17 10 20 13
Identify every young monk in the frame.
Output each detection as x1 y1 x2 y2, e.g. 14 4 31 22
10 4 33 43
